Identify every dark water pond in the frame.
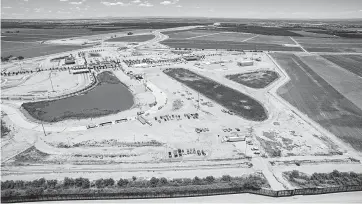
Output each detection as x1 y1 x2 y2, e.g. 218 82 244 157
22 71 134 122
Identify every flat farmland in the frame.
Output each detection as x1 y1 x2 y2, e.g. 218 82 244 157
321 55 362 77
163 68 268 121
194 32 255 41
162 29 223 40
1 41 88 58
247 35 295 45
1 28 126 42
161 40 303 51
293 37 362 53
293 37 362 44
299 55 362 110
272 53 362 151
105 34 155 42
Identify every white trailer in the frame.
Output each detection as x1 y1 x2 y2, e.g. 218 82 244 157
223 136 246 142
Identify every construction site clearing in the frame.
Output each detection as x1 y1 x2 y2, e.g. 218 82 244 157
1 27 362 193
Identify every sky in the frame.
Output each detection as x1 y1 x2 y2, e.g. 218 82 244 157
1 0 362 19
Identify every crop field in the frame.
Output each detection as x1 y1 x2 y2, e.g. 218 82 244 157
1 28 128 42
163 68 268 121
273 53 362 151
189 32 255 41
293 37 362 44
226 70 279 89
247 35 295 45
321 55 362 77
105 34 155 42
290 30 338 38
1 41 88 58
298 55 362 110
292 37 362 53
161 40 303 51
162 29 223 40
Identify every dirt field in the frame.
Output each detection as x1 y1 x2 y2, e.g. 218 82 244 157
106 34 155 42
226 70 279 89
321 55 362 77
273 53 362 151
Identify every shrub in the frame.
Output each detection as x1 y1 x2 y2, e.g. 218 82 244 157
63 177 75 188
46 180 57 189
82 178 90 189
95 179 104 188
149 177 159 187
221 175 231 182
290 170 300 179
192 176 202 185
132 176 137 181
25 188 44 196
117 179 129 187
205 176 215 184
159 177 168 186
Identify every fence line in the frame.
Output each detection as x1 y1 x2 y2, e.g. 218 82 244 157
2 185 362 203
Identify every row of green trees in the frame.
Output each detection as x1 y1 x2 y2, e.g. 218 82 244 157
288 170 362 187
1 175 268 198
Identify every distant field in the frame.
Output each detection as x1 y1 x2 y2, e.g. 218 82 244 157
292 37 362 53
321 55 362 77
247 35 295 45
164 68 268 121
105 34 155 42
293 37 362 44
163 29 222 39
299 55 362 110
1 41 88 58
1 28 110 42
194 32 255 41
161 39 303 51
273 53 362 151
290 30 338 38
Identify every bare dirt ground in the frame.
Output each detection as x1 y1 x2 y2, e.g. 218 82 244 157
2 27 362 196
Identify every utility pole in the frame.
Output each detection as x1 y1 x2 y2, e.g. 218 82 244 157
49 72 55 92
41 122 46 136
197 92 200 111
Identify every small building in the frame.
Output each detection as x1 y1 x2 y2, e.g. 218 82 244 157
134 63 148 68
65 57 75 65
183 55 200 61
70 69 90 74
224 136 246 142
237 60 254 67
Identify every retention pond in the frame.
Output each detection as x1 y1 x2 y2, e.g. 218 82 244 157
21 71 134 122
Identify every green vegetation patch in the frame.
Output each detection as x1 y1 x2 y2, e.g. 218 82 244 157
226 70 279 89
1 120 11 138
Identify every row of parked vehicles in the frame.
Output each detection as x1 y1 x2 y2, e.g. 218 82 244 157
168 148 207 158
86 118 128 129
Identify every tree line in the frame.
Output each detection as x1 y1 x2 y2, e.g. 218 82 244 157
1 175 268 198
